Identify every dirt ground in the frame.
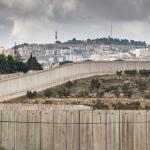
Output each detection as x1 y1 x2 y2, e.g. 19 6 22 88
3 97 150 109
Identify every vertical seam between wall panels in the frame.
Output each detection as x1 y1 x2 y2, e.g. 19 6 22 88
105 111 107 150
133 111 135 150
92 110 93 150
0 110 2 148
25 110 29 150
66 111 67 150
119 110 121 150
53 109 54 150
14 111 16 150
79 111 80 150
27 110 29 150
25 110 29 149
33 112 35 150
40 111 42 150
146 111 148 150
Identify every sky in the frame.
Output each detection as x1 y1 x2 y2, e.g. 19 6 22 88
0 0 150 47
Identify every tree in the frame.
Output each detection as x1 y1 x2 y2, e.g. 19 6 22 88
0 54 9 73
138 80 147 94
7 55 17 73
27 54 43 70
89 78 101 91
65 81 73 89
16 61 29 73
116 71 122 77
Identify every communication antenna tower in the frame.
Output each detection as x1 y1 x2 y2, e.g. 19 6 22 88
111 23 113 39
55 30 58 43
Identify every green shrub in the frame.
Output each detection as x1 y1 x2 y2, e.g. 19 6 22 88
0 146 6 150
114 90 120 98
26 91 37 99
96 90 104 98
113 102 128 110
122 83 129 91
123 90 133 98
44 89 53 98
89 78 101 91
113 101 141 110
65 81 74 89
56 86 70 98
138 80 147 94
139 70 150 77
93 100 109 110
116 71 122 76
105 85 119 92
124 70 137 76
130 101 141 110
77 90 89 98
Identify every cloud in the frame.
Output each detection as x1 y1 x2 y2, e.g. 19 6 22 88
0 0 150 47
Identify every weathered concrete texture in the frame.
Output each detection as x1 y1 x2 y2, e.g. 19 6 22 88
93 111 106 150
80 111 93 150
1 61 150 101
0 107 149 150
67 111 80 150
0 104 92 111
41 110 53 150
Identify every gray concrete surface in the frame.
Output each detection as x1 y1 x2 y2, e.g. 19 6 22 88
0 105 149 150
1 61 150 101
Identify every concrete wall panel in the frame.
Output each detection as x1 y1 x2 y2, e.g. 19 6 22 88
27 111 41 150
53 110 67 150
41 110 53 150
15 111 28 150
1 111 15 150
0 107 149 150
133 111 147 150
106 110 120 150
120 111 134 150
1 61 150 101
66 110 80 150
80 111 93 150
93 110 106 150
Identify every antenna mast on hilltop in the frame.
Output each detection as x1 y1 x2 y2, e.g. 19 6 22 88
55 30 58 43
111 23 113 39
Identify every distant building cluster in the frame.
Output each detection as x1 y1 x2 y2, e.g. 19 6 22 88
130 48 150 58
0 43 150 70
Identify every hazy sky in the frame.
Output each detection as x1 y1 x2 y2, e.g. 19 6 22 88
0 0 150 47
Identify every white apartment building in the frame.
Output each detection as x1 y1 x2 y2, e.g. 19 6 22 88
131 48 150 58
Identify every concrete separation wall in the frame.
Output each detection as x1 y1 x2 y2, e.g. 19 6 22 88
0 105 149 150
1 61 150 101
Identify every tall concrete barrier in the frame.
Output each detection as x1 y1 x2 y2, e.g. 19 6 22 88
1 61 150 101
0 104 149 150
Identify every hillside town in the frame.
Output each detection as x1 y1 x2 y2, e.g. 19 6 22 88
0 37 150 70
